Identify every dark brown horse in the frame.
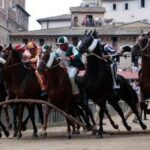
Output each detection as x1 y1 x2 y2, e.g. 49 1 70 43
78 30 146 137
0 44 44 138
0 79 9 138
132 32 150 101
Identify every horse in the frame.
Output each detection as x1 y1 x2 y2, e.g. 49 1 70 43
78 30 146 137
132 32 150 102
38 49 86 138
0 44 44 138
0 78 9 138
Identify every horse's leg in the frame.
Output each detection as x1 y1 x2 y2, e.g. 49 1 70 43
126 101 146 130
41 105 50 137
0 108 9 137
37 104 44 125
108 99 131 131
12 104 19 137
75 104 92 130
3 105 12 130
79 100 96 127
29 104 38 138
17 104 24 138
66 119 72 139
0 120 9 137
21 110 30 131
104 106 119 129
97 101 105 138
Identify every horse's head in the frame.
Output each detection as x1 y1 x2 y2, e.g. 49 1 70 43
38 50 56 74
78 30 99 54
0 43 22 70
132 32 150 65
0 44 13 66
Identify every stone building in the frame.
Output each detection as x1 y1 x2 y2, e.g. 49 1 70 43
0 0 30 45
9 0 150 49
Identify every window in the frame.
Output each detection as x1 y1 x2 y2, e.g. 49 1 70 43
141 0 145 8
73 16 78 26
112 4 116 10
125 3 128 10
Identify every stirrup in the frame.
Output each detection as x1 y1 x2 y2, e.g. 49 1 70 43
113 84 120 89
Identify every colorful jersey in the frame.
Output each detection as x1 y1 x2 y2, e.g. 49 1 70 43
55 45 85 69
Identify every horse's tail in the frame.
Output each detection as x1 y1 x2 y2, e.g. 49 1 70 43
117 75 138 104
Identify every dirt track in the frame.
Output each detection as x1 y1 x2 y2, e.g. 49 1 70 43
0 132 150 150
1 115 150 150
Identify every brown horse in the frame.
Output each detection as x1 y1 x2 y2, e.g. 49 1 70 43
0 44 44 138
38 50 89 138
132 32 150 101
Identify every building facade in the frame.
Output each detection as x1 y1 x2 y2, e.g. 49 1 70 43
0 0 29 45
10 0 150 49
101 0 149 24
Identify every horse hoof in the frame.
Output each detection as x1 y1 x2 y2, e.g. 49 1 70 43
96 133 103 138
126 126 132 131
32 134 38 139
92 129 98 135
21 124 27 131
0 133 2 138
4 130 9 137
17 133 22 139
114 124 119 129
68 135 72 139
40 132 47 138
142 124 147 130
13 132 17 137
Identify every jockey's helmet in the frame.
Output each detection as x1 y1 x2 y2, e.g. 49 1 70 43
27 41 37 49
57 36 68 45
42 44 51 53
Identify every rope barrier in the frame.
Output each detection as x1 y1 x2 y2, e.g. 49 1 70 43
0 99 85 127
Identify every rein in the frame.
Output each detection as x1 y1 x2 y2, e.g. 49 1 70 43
86 52 104 60
40 59 60 70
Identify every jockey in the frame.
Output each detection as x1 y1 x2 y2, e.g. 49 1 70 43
55 36 85 96
23 41 47 97
101 43 120 89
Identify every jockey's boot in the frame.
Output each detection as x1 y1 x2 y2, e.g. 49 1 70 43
40 89 48 98
35 70 48 98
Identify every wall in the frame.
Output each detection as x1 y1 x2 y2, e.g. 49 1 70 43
103 0 150 23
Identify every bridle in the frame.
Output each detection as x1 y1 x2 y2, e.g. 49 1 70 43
81 35 107 61
39 52 60 71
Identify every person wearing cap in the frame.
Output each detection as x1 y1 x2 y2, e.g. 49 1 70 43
23 41 47 97
55 36 85 96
